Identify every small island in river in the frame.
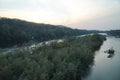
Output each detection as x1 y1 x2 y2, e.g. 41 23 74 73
104 47 115 54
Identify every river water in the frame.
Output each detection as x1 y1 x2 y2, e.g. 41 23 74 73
2 34 120 79
85 36 120 80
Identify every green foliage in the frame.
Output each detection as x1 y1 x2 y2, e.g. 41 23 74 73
0 24 29 47
0 18 87 48
0 49 2 53
0 18 100 48
0 34 106 80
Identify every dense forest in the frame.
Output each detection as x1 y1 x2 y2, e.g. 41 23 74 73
106 30 120 37
0 34 106 80
0 18 100 48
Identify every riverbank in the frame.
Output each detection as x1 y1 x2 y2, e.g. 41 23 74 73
2 33 106 54
0 34 106 80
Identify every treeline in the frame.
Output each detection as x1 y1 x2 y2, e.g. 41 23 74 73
0 18 100 48
106 30 120 37
0 34 106 80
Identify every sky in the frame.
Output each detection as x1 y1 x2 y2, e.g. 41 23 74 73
0 0 120 30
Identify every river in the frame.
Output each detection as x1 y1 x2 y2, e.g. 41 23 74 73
2 33 92 54
84 36 120 80
2 33 120 79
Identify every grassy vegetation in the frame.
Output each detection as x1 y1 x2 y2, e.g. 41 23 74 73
0 34 106 80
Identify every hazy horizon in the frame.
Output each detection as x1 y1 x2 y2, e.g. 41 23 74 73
0 0 120 30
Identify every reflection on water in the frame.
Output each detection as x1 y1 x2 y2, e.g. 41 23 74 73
84 37 120 80
107 53 115 58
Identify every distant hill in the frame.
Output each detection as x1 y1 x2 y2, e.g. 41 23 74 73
106 30 120 37
0 18 99 48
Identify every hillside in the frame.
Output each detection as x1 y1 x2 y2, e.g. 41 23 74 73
0 34 106 80
0 18 98 48
106 30 120 37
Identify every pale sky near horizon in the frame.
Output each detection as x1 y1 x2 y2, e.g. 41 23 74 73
0 0 120 30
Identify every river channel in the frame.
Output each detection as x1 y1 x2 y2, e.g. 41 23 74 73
84 36 120 80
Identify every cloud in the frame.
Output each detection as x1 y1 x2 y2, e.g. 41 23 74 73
0 0 120 30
